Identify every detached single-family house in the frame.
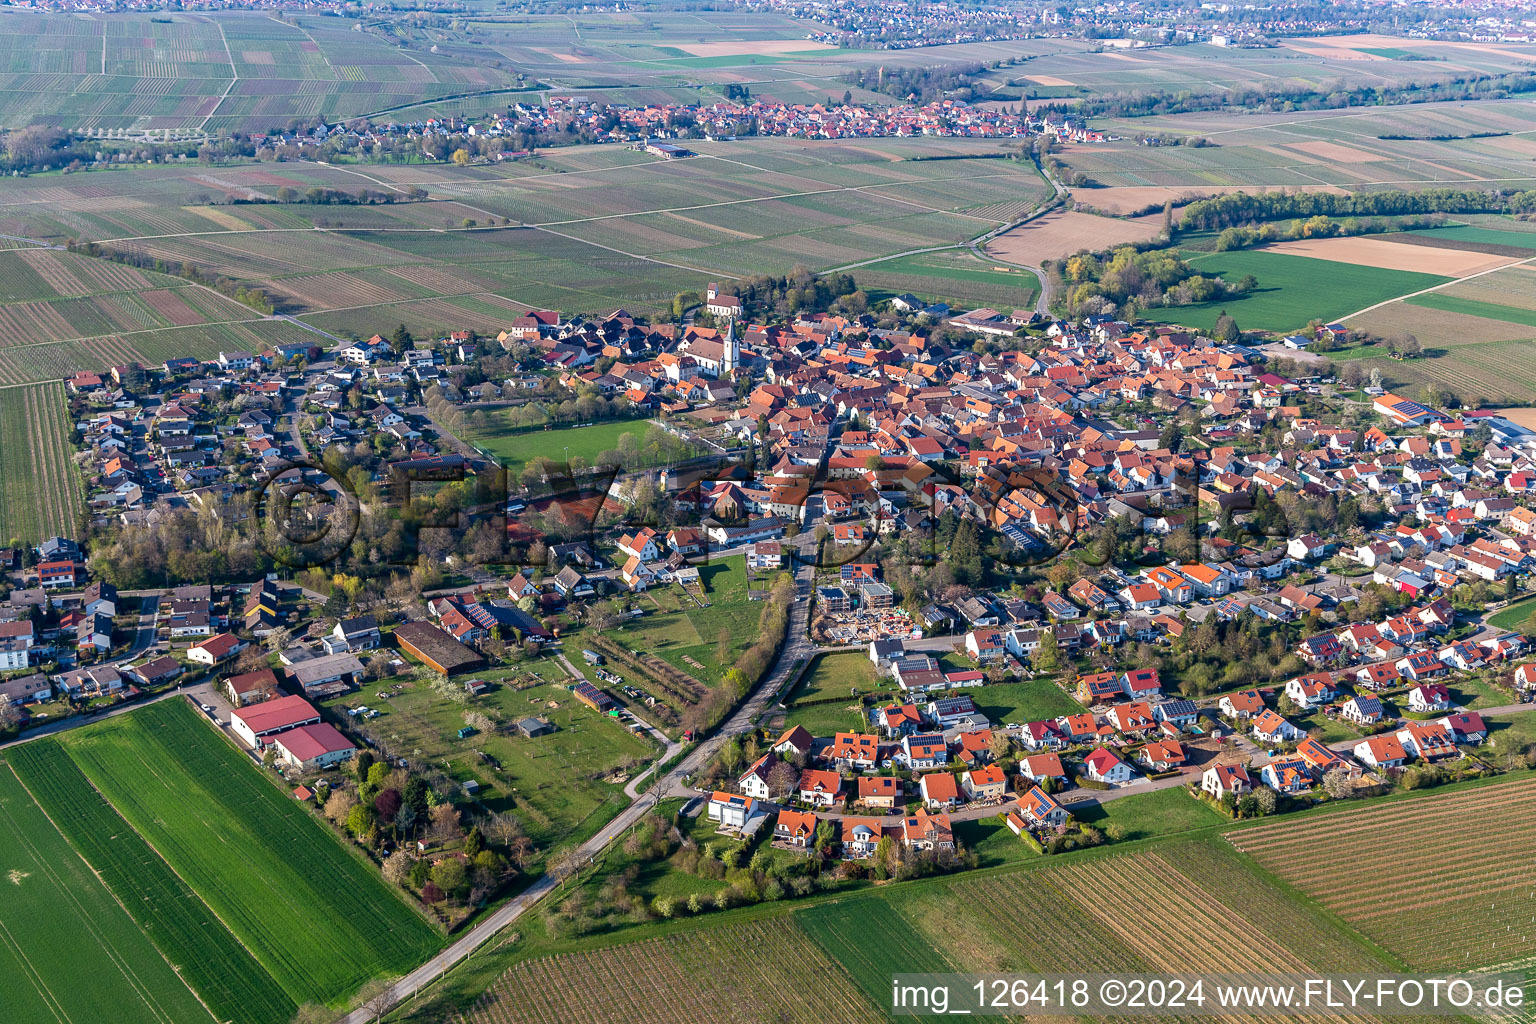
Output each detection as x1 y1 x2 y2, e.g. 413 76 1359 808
1407 683 1452 713
1201 763 1252 800
1284 674 1335 709
707 791 757 829
1017 786 1068 828
774 808 817 848
1219 690 1265 719
797 769 843 808
1342 694 1384 726
1251 709 1301 745
1354 733 1408 769
960 764 1007 802
919 771 962 810
1082 747 1132 785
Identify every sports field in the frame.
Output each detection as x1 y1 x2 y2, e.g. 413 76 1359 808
470 418 661 474
1148 248 1450 332
5 700 440 1016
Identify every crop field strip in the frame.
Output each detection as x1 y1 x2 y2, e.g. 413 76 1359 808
5 742 297 1024
0 764 218 1024
463 916 885 1024
55 700 441 1005
0 382 82 544
1151 248 1451 332
1438 264 1536 311
1228 779 1536 969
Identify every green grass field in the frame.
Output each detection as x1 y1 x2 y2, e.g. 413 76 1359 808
51 700 441 1007
798 897 955 1024
0 764 220 1024
1071 786 1226 841
1487 596 1536 632
968 680 1085 724
776 700 871 738
1149 248 1450 332
788 651 886 703
6 742 297 1024
1399 224 1536 252
468 417 658 474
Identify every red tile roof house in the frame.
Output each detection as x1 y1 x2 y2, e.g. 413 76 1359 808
1218 690 1265 719
1020 752 1067 784
961 764 1007 802
1353 733 1409 770
229 694 321 748
774 808 817 848
1201 763 1252 800
901 808 954 852
919 771 962 810
1015 786 1068 829
188 632 245 666
1138 739 1187 772
1250 709 1301 745
1082 747 1132 785
857 775 902 809
796 768 843 808
271 723 355 769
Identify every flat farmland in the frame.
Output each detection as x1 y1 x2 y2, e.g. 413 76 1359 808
897 839 1394 980
1262 235 1519 276
449 835 1402 1024
798 898 954 1024
1063 99 1536 193
854 250 1040 310
1149 248 1449 332
461 916 886 1024
0 144 1054 369
1436 264 1536 310
7 742 296 1024
1407 292 1536 329
0 9 523 133
985 209 1162 265
0 382 82 544
1229 778 1536 969
0 764 219 1024
52 700 441 1007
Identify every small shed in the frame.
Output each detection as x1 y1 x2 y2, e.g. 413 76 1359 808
518 717 556 738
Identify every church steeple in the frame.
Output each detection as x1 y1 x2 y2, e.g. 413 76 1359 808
723 318 738 376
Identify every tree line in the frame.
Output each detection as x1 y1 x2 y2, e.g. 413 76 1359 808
1038 71 1536 122
1179 187 1536 232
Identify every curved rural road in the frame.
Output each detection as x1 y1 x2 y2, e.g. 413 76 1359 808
829 165 1066 314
